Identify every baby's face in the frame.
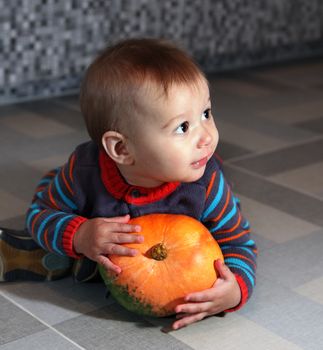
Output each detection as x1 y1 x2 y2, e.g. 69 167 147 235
123 78 219 187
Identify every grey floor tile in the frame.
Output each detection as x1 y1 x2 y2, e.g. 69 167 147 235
212 79 323 122
216 140 252 161
250 59 323 89
237 194 320 244
0 105 26 119
209 76 274 98
172 313 302 350
241 276 323 350
0 329 81 350
259 99 323 125
0 190 29 222
55 303 192 350
0 278 110 326
0 162 43 202
269 161 323 200
16 100 85 131
217 119 289 152
0 123 88 165
295 276 323 306
0 294 46 345
296 116 323 134
52 95 80 111
0 215 26 230
0 112 75 139
257 230 323 289
224 165 323 227
230 138 323 176
220 108 318 142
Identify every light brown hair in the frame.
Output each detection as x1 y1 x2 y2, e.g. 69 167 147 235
80 38 205 146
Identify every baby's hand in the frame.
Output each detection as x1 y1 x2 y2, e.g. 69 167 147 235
171 259 241 330
73 214 143 274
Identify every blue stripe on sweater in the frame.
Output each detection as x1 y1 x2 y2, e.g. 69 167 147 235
242 220 250 229
54 175 77 210
225 257 254 274
225 258 255 287
210 202 237 232
35 190 44 200
201 171 224 220
38 179 51 186
52 215 74 254
239 247 257 258
242 239 256 246
26 208 41 230
37 212 63 249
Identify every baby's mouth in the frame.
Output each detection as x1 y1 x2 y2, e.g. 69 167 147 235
191 150 214 169
191 156 208 169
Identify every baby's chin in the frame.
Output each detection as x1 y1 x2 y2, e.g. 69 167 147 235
180 167 207 183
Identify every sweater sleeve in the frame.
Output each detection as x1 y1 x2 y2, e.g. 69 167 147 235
25 152 87 258
201 161 257 310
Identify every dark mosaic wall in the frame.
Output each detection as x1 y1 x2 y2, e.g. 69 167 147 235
1 0 323 104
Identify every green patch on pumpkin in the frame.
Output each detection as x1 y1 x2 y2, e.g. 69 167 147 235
99 265 166 317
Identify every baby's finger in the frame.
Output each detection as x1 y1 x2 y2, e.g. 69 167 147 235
97 255 121 274
105 243 140 257
112 232 144 244
175 302 213 315
184 288 217 303
172 312 207 330
109 222 142 234
102 215 130 224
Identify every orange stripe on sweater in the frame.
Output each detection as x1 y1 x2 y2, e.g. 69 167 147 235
211 185 230 222
62 164 74 195
217 229 250 243
206 171 216 199
36 185 46 193
48 182 59 210
69 153 75 182
44 228 51 252
214 212 242 235
218 212 242 234
31 210 45 234
47 171 57 178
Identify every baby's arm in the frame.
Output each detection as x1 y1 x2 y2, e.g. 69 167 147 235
25 153 86 257
172 165 257 330
25 153 143 270
202 167 257 309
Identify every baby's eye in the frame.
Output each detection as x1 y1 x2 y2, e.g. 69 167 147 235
202 108 211 120
175 121 189 134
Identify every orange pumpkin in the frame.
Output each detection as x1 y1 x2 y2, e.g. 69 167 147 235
99 214 223 317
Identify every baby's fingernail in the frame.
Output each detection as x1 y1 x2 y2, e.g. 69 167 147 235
111 268 121 275
135 225 141 232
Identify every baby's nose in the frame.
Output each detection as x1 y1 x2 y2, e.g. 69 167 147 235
198 128 212 147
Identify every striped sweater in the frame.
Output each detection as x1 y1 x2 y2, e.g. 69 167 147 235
26 141 257 310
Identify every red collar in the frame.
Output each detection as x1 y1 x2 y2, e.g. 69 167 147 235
99 150 180 205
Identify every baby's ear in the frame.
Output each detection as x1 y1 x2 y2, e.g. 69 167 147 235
101 131 134 165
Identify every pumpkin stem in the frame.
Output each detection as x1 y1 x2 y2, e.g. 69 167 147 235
150 243 168 261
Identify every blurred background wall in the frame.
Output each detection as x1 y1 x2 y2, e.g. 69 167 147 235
1 0 322 105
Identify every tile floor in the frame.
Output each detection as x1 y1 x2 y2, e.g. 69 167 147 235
1 57 323 349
